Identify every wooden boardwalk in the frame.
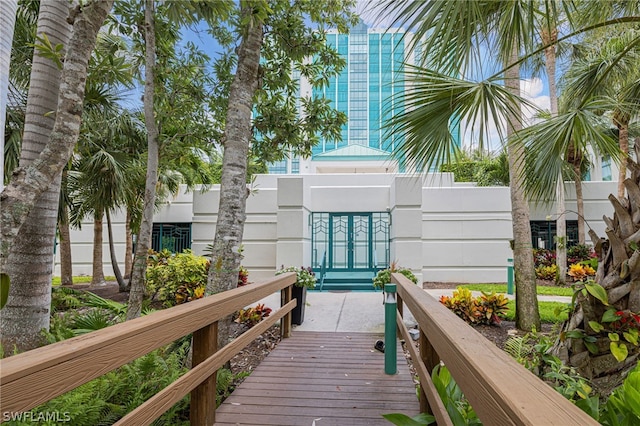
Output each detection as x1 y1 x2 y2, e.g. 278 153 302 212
215 331 420 426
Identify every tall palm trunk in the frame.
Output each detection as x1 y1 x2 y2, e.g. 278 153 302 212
0 0 18 192
543 28 567 284
206 7 264 349
616 116 629 198
106 209 126 291
59 204 73 286
124 209 133 281
0 0 114 287
91 211 106 286
1 1 72 351
505 51 540 332
127 0 159 320
574 163 586 245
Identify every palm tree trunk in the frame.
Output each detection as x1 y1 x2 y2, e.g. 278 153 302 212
0 0 114 277
91 211 106 286
617 120 629 198
574 163 586 245
1 0 72 352
206 6 263 349
59 204 73 286
0 0 18 192
124 209 133 281
106 209 127 291
505 51 540 332
127 0 159 320
543 28 567 284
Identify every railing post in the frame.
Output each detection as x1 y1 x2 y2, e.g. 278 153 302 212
397 293 404 335
190 322 218 426
281 285 292 338
384 283 397 375
419 329 440 414
507 258 514 295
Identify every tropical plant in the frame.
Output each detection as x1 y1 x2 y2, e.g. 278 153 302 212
373 0 542 331
145 249 209 307
536 264 559 281
439 288 509 326
235 304 272 327
276 266 317 289
373 262 417 290
431 364 481 426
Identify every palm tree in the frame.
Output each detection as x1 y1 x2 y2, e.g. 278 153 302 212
0 0 18 191
1 0 115 352
375 0 541 330
2 0 74 352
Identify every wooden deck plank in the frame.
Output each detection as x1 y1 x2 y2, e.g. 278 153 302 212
215 331 419 426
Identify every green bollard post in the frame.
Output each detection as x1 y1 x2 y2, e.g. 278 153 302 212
507 258 514 295
384 283 397 375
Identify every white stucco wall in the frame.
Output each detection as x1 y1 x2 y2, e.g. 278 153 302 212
55 174 619 284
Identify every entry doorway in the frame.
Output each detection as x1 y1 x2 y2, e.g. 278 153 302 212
311 212 390 278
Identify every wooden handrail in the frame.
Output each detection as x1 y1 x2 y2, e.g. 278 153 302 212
0 272 297 424
391 273 598 425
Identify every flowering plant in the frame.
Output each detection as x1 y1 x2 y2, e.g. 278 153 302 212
567 263 596 281
276 266 316 289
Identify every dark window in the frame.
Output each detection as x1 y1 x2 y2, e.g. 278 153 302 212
530 220 579 250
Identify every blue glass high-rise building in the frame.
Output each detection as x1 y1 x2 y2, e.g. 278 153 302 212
268 21 460 174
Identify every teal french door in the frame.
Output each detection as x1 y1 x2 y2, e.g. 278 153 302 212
329 213 371 270
311 212 390 272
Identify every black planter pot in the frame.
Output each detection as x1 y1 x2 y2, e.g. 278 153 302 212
291 286 307 325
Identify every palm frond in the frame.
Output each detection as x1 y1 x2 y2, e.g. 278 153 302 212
518 99 620 202
387 66 537 172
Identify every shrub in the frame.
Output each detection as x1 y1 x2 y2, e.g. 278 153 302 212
536 264 558 280
373 261 417 290
533 248 556 268
567 244 596 266
439 287 509 325
238 266 249 286
275 266 316 289
146 249 209 307
235 304 272 327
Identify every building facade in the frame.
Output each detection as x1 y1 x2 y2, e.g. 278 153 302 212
56 176 617 289
268 22 460 175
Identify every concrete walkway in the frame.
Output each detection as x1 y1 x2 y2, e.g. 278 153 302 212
255 288 572 333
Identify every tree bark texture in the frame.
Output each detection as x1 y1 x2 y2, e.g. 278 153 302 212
1 0 73 352
617 120 629 199
126 0 159 320
0 0 114 278
505 51 541 331
0 0 18 191
206 9 264 350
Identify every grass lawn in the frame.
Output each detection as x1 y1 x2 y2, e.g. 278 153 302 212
459 283 574 297
502 300 569 323
52 276 116 286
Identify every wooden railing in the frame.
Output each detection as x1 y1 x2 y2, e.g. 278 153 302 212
391 273 598 426
0 272 297 425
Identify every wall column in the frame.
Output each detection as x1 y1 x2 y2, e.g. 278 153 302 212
390 176 423 283
276 177 311 269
